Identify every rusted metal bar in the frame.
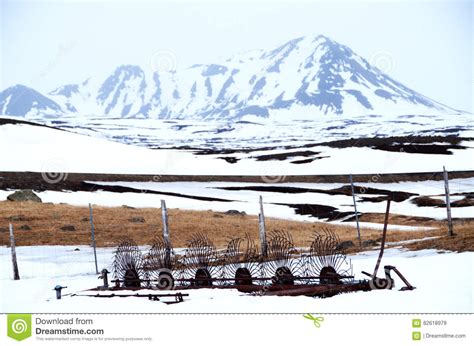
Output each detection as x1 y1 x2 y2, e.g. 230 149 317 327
110 275 354 286
373 198 391 278
174 275 354 282
258 282 371 297
87 293 189 298
384 265 416 291
75 292 189 304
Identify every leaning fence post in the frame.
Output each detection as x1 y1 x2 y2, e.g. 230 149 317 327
258 195 268 257
9 223 20 280
443 166 454 236
350 174 362 247
161 200 171 264
89 203 99 274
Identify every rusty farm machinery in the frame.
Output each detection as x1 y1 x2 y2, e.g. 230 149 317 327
95 198 415 300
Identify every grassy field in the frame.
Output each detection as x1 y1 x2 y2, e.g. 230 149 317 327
0 201 472 252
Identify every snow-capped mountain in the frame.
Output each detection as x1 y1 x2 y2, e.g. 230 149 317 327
0 35 463 119
0 85 63 117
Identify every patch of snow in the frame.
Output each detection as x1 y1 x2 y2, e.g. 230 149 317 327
1 123 473 175
0 246 471 313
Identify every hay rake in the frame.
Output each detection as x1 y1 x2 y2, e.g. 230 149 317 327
108 228 376 297
106 198 415 298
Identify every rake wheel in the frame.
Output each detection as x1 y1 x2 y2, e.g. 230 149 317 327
179 233 221 287
145 236 175 289
112 239 148 288
306 228 353 286
263 231 300 284
274 266 295 285
221 234 260 285
235 267 253 285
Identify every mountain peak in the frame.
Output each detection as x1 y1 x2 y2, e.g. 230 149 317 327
95 64 147 116
116 64 143 72
261 36 304 60
6 84 32 92
0 84 62 117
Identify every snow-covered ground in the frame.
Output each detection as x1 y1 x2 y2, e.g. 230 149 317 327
35 113 474 150
86 179 474 220
1 122 473 175
0 246 471 313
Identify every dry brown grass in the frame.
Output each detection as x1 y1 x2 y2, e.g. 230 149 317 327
0 201 472 252
405 222 474 252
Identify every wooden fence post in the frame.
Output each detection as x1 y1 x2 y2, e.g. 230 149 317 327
161 200 171 264
161 200 170 242
350 174 362 246
443 166 454 236
258 196 268 257
9 223 20 280
89 203 99 274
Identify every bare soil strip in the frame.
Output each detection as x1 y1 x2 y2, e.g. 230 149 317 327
1 170 474 192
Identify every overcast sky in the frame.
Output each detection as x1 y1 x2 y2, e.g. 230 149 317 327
1 0 472 112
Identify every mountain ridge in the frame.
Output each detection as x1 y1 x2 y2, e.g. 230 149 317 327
0 34 464 119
